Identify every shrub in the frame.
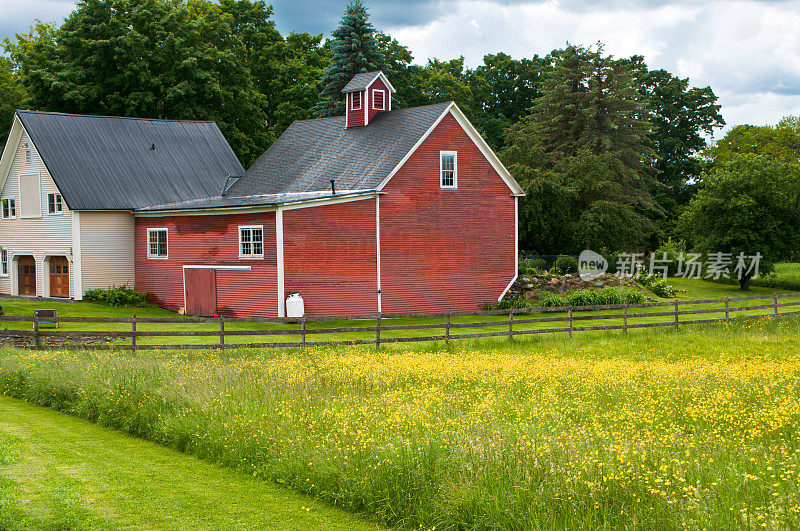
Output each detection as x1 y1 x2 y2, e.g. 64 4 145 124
635 273 678 298
519 257 547 276
84 285 149 307
553 255 578 275
540 287 647 308
651 238 687 277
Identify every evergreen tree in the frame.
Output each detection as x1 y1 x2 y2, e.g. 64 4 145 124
503 44 662 253
313 0 388 118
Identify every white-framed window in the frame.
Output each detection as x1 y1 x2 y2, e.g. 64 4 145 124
239 225 264 259
373 89 385 111
1 199 16 220
440 151 457 188
0 248 7 276
25 150 31 164
47 193 63 214
147 228 168 259
351 91 362 111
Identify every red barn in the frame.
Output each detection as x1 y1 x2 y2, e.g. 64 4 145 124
135 71 523 317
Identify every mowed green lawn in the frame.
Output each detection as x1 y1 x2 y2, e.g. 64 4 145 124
0 396 381 530
1 274 798 348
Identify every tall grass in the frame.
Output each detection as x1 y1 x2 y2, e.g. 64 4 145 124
2 320 800 528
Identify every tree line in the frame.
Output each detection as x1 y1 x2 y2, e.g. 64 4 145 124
1 0 795 280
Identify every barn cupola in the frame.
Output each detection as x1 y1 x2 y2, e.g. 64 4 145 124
342 71 396 128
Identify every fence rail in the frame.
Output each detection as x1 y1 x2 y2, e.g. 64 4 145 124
3 292 800 351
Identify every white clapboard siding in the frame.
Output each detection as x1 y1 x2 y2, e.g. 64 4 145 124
80 211 135 291
0 129 74 298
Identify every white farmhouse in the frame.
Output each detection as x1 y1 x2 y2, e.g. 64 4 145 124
0 110 243 299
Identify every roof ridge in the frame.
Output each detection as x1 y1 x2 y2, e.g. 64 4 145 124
291 101 453 125
15 109 217 124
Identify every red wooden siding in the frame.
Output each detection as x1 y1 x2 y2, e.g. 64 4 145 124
184 268 217 316
379 112 516 313
134 212 278 317
367 77 390 122
283 199 378 316
346 91 366 128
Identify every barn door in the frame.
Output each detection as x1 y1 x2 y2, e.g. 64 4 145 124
184 268 217 316
49 257 70 298
18 256 36 296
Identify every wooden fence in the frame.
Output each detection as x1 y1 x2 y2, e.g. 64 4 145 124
3 292 800 351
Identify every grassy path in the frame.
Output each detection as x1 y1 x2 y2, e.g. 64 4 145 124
0 396 381 530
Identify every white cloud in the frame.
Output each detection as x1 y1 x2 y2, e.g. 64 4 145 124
387 0 800 135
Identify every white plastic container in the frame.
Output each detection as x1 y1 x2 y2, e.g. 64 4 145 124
285 293 305 318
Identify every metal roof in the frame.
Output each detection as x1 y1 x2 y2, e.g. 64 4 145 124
228 102 452 197
341 71 394 93
137 190 379 212
16 110 244 210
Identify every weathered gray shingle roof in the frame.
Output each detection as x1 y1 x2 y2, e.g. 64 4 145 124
228 102 452 197
342 71 384 93
17 110 244 210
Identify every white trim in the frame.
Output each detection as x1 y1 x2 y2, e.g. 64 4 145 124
182 267 187 311
0 115 24 193
182 265 252 271
1 198 16 220
351 91 362 111
363 72 397 94
47 192 63 215
439 151 458 189
498 196 519 301
238 224 265 259
71 211 83 300
276 207 285 318
376 195 381 313
133 192 380 217
364 90 368 125
18 172 42 219
376 103 525 196
0 247 8 277
146 227 169 259
373 89 385 111
376 103 453 190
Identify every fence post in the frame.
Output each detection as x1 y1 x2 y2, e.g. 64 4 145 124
376 313 381 350
300 317 306 347
774 294 779 316
674 300 679 331
131 315 137 354
32 313 39 348
622 303 628 334
725 297 729 320
568 306 573 339
508 310 514 341
219 317 225 350
445 312 451 345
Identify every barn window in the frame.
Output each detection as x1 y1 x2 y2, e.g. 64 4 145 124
352 91 362 111
147 228 168 259
440 151 457 188
0 248 7 276
47 193 63 214
373 89 385 111
239 226 264 259
25 150 31 164
1 199 15 219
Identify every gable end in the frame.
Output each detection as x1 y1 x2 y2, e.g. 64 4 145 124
376 103 524 196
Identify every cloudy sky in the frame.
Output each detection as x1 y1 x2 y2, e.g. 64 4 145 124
2 0 800 137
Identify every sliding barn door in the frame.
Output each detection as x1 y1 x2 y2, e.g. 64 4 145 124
184 268 217 316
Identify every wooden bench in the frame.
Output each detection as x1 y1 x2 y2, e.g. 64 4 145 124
34 309 59 329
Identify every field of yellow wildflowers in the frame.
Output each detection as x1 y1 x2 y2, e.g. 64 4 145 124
2 317 800 529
